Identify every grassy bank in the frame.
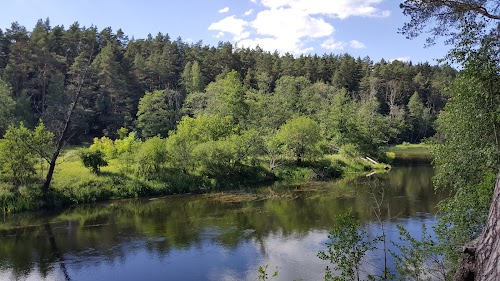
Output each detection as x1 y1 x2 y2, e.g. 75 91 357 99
0 147 388 215
385 143 433 163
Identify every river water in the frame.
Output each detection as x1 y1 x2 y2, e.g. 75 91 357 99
0 161 446 281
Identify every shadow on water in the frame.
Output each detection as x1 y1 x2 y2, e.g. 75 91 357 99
0 159 445 280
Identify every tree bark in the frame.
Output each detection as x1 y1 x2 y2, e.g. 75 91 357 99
455 174 500 281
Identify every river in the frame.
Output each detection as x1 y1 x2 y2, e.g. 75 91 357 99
0 161 446 281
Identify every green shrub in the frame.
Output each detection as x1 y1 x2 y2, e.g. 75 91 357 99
0 183 41 214
89 136 116 158
135 136 168 179
80 149 108 174
274 164 316 181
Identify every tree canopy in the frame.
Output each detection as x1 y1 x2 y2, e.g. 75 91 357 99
400 0 500 63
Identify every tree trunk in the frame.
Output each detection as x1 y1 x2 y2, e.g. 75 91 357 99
455 174 500 281
42 137 65 194
42 51 93 196
42 83 83 195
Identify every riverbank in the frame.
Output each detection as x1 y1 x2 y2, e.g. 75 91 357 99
385 143 433 163
0 147 389 215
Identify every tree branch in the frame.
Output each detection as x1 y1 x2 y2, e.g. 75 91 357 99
442 0 500 20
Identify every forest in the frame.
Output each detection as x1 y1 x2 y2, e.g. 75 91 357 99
0 3 499 277
0 19 455 142
0 18 457 206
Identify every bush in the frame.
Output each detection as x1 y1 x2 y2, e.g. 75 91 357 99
89 136 116 158
135 136 168 179
0 123 53 186
274 164 317 181
80 149 108 174
0 183 41 214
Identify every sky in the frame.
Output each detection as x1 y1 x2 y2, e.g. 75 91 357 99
0 0 451 64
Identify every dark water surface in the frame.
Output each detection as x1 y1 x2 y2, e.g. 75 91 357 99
0 162 447 281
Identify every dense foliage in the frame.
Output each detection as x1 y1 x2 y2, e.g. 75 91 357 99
0 19 455 142
0 19 456 213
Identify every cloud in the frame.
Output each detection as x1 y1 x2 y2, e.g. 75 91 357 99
390 56 411 62
349 40 366 49
237 8 333 54
252 8 334 39
321 38 367 51
235 32 250 41
260 0 391 19
208 16 249 40
218 7 230 13
209 0 388 54
238 36 314 54
321 38 346 50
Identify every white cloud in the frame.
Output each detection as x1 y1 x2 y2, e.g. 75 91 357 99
244 9 254 16
321 38 366 51
349 40 366 49
252 8 334 39
238 36 313 54
390 56 411 62
235 32 250 41
321 38 346 50
209 0 387 55
238 8 333 54
216 32 225 39
218 7 230 13
208 16 249 40
260 0 391 19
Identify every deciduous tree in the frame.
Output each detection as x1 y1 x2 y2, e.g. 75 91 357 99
276 116 321 164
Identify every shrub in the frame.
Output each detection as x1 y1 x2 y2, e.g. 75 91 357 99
80 149 108 174
135 136 168 179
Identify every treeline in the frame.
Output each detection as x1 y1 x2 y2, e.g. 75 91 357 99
0 19 456 144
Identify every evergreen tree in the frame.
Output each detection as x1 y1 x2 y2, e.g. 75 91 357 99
91 43 130 136
0 79 16 135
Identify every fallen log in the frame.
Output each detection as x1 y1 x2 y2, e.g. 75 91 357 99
363 156 379 165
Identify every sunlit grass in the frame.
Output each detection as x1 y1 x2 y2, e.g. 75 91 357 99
385 143 433 162
387 142 432 153
327 154 373 173
1 146 392 214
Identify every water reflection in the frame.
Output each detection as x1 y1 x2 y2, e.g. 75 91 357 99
0 163 445 281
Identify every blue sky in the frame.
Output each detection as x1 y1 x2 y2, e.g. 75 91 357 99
0 0 450 64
